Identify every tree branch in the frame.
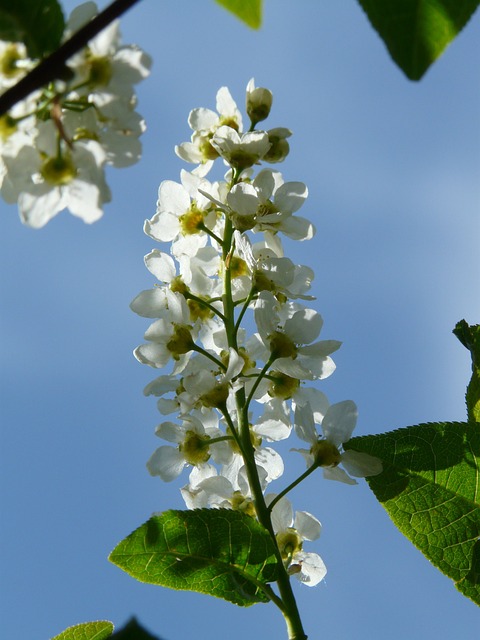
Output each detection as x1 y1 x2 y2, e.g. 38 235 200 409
0 0 144 116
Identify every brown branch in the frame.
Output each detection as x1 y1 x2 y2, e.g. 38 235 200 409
0 0 144 116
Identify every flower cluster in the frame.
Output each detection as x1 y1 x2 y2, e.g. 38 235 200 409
0 1 151 227
132 80 381 587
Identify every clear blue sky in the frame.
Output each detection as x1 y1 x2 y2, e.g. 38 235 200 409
1 1 479 639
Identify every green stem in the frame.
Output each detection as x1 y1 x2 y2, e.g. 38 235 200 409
234 287 255 338
236 390 307 640
199 223 224 247
221 170 307 640
219 403 245 458
191 344 225 370
244 356 275 412
267 463 320 514
185 291 226 322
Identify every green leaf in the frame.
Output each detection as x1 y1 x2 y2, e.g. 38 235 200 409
0 0 65 59
214 0 262 29
51 621 114 640
357 0 480 80
345 421 480 605
453 319 480 422
111 617 162 640
109 509 278 606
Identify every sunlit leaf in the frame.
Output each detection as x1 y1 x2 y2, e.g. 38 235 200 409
346 421 480 605
109 509 278 607
51 621 114 640
453 319 480 423
0 0 65 59
357 0 480 79
214 0 262 29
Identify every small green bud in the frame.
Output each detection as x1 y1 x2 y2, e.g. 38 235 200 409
246 79 273 126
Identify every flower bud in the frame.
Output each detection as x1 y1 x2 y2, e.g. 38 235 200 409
246 78 273 126
263 127 292 163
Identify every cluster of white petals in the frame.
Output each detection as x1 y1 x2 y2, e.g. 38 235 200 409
132 80 382 588
0 1 151 227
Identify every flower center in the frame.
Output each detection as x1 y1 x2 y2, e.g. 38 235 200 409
40 155 77 186
0 44 25 78
311 440 342 467
269 331 297 359
180 201 205 235
276 528 303 561
87 56 113 86
0 114 17 141
230 491 256 517
166 325 194 358
179 430 211 465
268 373 300 399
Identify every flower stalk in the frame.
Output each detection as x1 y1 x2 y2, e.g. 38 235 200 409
132 80 382 638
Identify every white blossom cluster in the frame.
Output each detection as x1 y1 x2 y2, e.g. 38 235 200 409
0 1 151 227
132 80 381 587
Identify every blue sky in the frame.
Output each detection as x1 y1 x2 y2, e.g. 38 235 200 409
1 1 479 639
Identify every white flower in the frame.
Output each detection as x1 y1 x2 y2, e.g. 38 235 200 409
210 126 271 171
227 169 313 240
294 400 383 484
65 2 151 99
254 292 341 380
263 127 292 163
144 170 218 247
235 231 315 299
0 2 150 227
246 78 273 125
181 464 265 515
62 99 146 168
180 347 245 411
146 413 222 482
175 86 242 172
133 289 195 372
0 41 33 90
266 495 327 587
2 121 110 228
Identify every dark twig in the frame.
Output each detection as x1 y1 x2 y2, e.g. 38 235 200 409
0 0 144 116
